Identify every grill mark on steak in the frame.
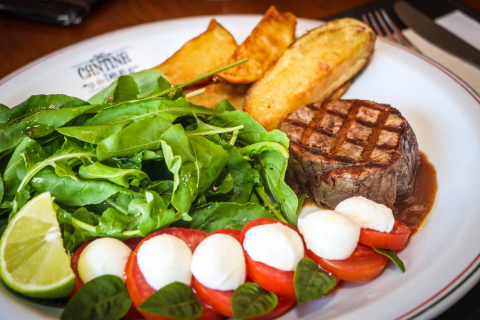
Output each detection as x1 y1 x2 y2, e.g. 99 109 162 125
360 109 390 161
279 99 420 209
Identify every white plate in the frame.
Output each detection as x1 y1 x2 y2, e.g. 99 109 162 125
1 16 480 320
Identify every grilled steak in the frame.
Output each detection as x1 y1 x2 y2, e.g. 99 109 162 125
278 100 420 209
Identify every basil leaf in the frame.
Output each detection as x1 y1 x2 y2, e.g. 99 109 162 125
61 275 131 320
294 258 336 305
231 283 278 320
373 248 406 272
139 282 203 319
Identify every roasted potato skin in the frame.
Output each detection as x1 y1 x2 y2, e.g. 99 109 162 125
154 19 237 88
186 83 250 110
326 80 352 101
244 18 376 131
215 6 296 85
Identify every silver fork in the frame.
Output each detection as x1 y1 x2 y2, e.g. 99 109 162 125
362 8 420 53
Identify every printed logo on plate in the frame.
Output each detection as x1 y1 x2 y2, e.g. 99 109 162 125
72 47 140 95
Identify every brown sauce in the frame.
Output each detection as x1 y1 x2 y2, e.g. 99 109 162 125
301 151 437 235
393 151 437 234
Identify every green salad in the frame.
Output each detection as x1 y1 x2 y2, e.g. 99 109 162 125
0 66 298 255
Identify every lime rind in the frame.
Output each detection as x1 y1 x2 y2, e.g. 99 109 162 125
0 192 75 298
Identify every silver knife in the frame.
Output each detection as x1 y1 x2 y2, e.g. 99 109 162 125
393 1 480 68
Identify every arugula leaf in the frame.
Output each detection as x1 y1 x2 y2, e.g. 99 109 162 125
238 141 289 159
103 150 163 171
30 167 134 207
57 122 129 144
187 113 243 136
88 81 117 105
62 98 216 145
205 170 234 197
79 162 149 188
128 191 176 236
96 116 172 161
61 275 131 320
113 69 172 102
146 180 174 205
231 283 278 320
161 125 228 215
0 103 9 112
207 110 289 149
0 95 92 153
206 135 256 204
181 202 273 233
88 69 172 105
373 248 406 272
215 99 236 113
86 97 215 127
12 139 96 210
206 111 297 224
294 258 336 305
96 208 131 236
2 138 40 202
73 207 99 226
139 282 203 319
256 150 298 226
0 94 88 125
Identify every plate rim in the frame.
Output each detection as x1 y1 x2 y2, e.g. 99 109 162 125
1 14 480 320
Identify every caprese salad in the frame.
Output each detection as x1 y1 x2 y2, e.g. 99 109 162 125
63 196 411 320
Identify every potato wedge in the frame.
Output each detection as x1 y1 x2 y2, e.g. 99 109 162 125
326 80 352 101
215 6 296 84
154 19 237 87
244 18 375 131
186 83 250 110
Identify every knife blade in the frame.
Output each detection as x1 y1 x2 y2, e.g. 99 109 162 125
393 1 480 68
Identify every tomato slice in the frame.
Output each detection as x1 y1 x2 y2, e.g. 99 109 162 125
70 238 143 320
193 228 295 319
359 219 412 250
307 243 388 281
125 228 224 320
240 218 305 300
70 239 94 299
193 278 295 320
192 229 242 318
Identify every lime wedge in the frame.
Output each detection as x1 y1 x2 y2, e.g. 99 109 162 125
0 192 74 298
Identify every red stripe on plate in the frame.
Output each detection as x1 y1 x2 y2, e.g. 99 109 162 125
376 38 480 319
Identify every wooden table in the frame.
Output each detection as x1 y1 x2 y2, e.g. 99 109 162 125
0 0 478 79
1 0 479 319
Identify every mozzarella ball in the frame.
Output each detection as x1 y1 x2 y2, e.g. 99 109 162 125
335 196 395 232
298 210 360 260
137 234 192 290
191 234 246 291
78 237 132 284
243 222 304 271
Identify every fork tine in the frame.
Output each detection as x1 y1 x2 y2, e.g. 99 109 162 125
374 9 396 42
367 11 385 37
361 13 370 27
380 9 420 52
